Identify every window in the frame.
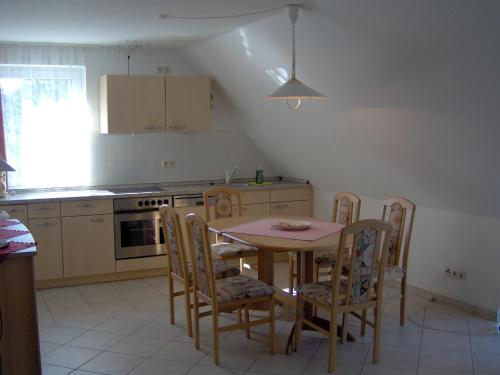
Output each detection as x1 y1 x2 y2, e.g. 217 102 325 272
0 64 90 189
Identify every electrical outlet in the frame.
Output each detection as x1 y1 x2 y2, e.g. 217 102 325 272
161 160 176 168
168 160 176 168
157 65 170 75
445 267 466 281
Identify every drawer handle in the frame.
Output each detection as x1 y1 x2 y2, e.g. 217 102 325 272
168 125 187 130
34 222 57 227
9 208 24 213
76 203 93 208
90 218 111 223
34 206 52 211
274 203 289 209
145 125 163 130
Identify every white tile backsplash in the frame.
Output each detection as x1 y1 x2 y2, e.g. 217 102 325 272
90 130 275 186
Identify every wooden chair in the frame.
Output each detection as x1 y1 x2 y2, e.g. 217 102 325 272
159 206 241 337
185 213 276 365
295 219 392 373
203 187 258 272
360 197 416 332
288 192 361 293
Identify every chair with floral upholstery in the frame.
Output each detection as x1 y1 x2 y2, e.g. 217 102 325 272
159 206 241 337
203 187 258 272
185 213 275 364
288 192 361 293
360 197 416 333
295 219 392 373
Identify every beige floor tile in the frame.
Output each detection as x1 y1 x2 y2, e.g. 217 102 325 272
423 318 469 334
419 348 473 371
249 351 311 375
42 345 101 368
472 352 500 374
417 368 474 375
39 325 87 344
377 345 419 367
80 351 146 375
132 321 184 341
198 346 262 370
93 316 148 335
128 357 194 375
421 331 471 351
67 330 124 350
42 364 73 375
471 334 500 354
380 328 422 347
361 363 417 375
107 335 167 356
187 364 245 375
302 361 362 375
153 340 209 363
40 341 60 355
315 342 370 365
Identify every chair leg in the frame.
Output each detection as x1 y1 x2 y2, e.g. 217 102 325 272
168 273 175 325
341 312 349 343
295 295 303 352
269 296 276 354
373 305 382 363
360 309 367 336
288 254 295 295
184 281 193 337
400 278 407 326
245 305 251 339
239 257 245 273
212 306 220 365
193 292 200 350
328 311 337 373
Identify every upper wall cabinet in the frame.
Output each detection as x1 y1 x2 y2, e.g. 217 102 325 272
165 76 211 132
100 75 211 134
100 75 166 134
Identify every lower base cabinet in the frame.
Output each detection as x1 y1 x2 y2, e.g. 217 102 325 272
29 218 63 280
62 214 115 278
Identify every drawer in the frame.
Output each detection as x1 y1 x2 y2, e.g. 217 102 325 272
0 204 27 223
271 200 312 217
240 190 270 204
270 188 312 202
61 199 113 216
28 202 61 219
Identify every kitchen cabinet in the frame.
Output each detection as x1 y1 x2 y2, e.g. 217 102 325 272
165 76 211 132
29 218 63 280
100 75 211 134
271 200 311 217
100 75 166 134
0 204 27 223
240 203 270 217
62 214 115 277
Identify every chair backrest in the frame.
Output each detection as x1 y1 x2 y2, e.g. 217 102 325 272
185 213 216 300
332 192 361 225
159 205 189 280
380 197 416 269
331 219 392 307
203 187 242 220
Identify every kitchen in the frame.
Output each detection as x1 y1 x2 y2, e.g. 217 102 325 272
1 1 500 374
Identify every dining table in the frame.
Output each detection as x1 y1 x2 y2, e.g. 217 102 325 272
207 215 353 353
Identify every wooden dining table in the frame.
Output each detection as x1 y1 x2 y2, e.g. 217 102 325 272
207 215 352 352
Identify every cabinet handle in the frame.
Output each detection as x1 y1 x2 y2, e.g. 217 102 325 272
34 206 52 211
76 203 93 208
34 221 58 227
273 203 289 209
168 125 187 130
9 208 24 213
90 218 111 223
145 125 163 130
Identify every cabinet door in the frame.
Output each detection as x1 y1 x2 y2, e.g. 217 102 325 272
29 218 63 280
174 206 205 257
271 200 312 217
0 204 27 223
62 214 115 277
165 76 211 132
101 75 166 134
240 203 270 217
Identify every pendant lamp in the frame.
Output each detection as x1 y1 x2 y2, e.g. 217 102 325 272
267 5 325 110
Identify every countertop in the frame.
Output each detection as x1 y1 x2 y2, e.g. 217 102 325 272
0 178 312 205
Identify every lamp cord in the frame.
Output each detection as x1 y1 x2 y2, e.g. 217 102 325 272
291 21 296 79
161 6 284 20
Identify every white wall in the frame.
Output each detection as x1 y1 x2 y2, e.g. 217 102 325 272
181 0 500 314
0 44 275 187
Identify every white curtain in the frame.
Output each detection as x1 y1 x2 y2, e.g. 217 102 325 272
0 44 91 189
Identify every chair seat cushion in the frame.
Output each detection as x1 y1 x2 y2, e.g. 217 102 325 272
211 242 258 258
216 275 274 303
295 280 348 306
384 266 405 280
187 260 240 280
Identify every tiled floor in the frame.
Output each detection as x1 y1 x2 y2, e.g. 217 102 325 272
37 264 500 375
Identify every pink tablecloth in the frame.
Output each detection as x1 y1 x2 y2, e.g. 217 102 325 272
223 218 344 242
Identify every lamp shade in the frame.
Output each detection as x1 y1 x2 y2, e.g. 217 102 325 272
267 77 326 100
0 159 15 172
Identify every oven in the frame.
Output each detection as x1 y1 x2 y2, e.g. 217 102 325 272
114 195 172 260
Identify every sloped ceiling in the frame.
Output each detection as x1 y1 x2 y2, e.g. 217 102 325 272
182 0 500 218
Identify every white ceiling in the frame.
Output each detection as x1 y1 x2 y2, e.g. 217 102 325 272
0 0 313 47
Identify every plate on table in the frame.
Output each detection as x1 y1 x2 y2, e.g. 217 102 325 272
271 219 311 231
0 239 9 249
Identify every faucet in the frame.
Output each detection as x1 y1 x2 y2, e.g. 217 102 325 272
225 165 238 184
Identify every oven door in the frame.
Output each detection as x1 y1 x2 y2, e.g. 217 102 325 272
114 211 166 260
